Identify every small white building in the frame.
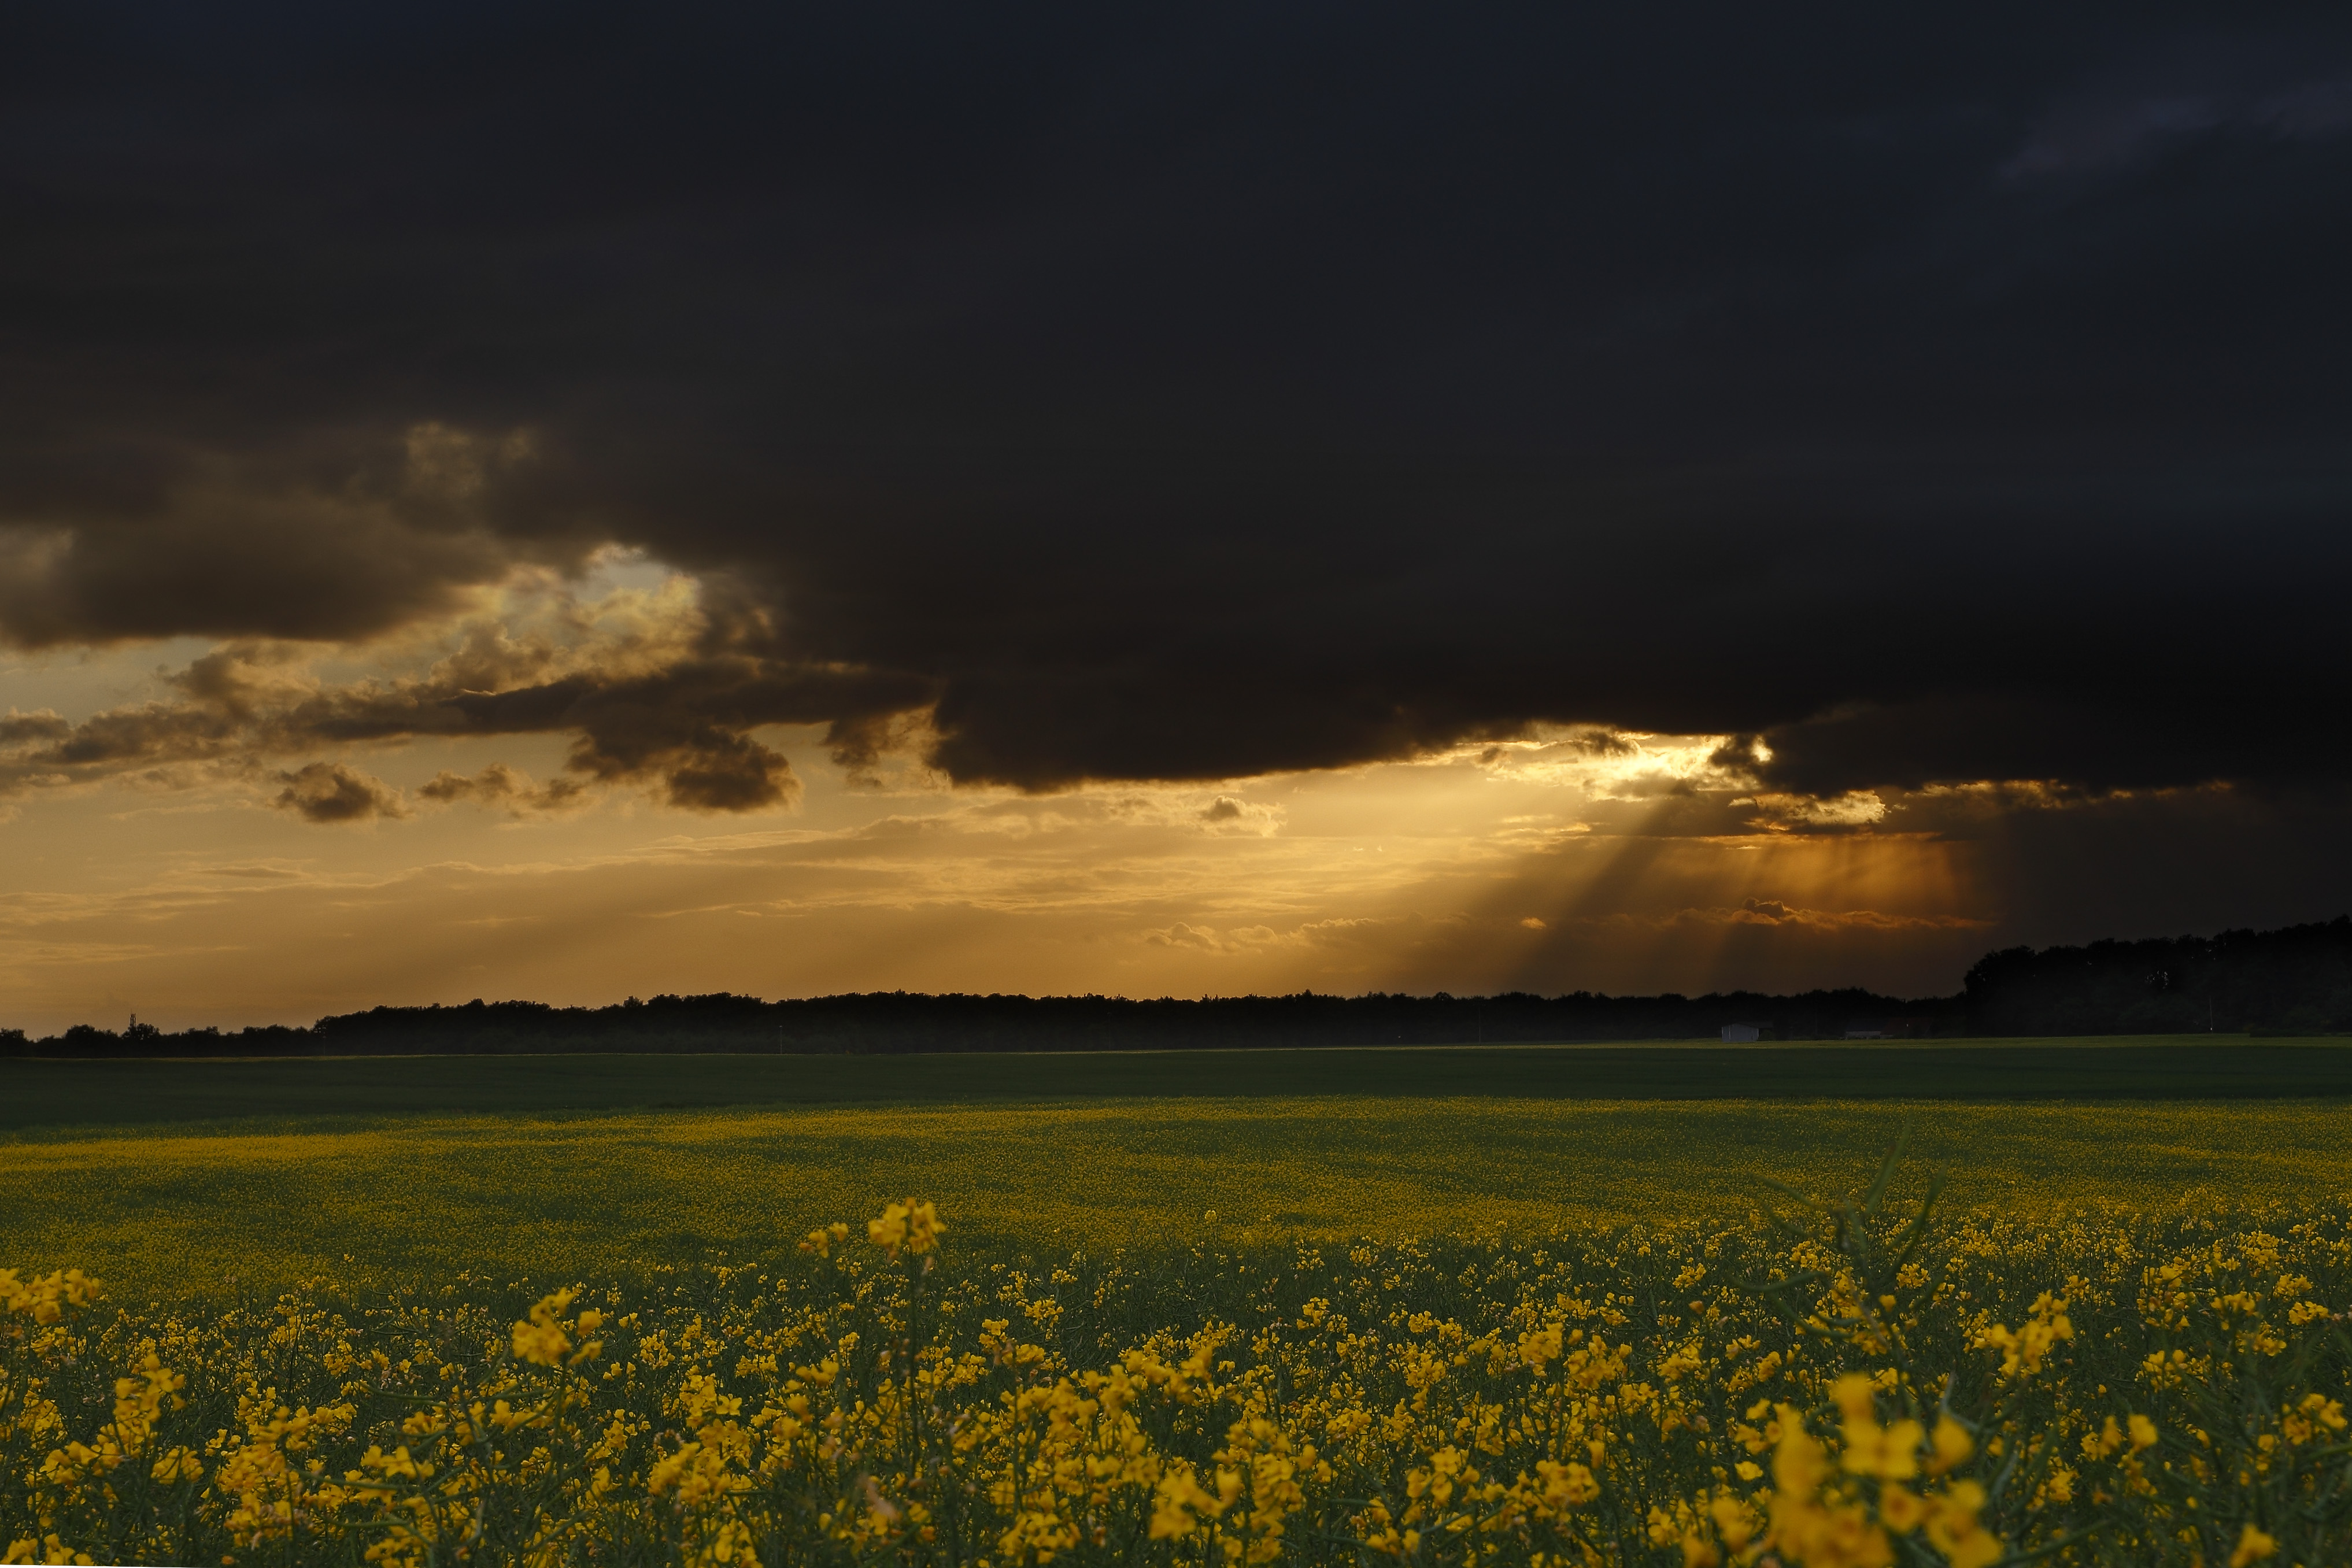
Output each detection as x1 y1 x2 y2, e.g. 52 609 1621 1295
1721 1022 1763 1043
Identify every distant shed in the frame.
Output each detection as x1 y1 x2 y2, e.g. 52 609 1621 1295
1720 1022 1766 1043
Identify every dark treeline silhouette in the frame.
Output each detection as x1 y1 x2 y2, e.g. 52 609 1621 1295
6 988 1948 1058
1963 915 2352 1037
7 915 2349 1057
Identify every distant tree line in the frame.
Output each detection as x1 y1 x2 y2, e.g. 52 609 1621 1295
1962 915 2352 1037
5 915 2347 1056
5 987 1948 1057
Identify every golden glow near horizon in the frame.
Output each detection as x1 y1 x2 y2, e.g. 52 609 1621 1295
0 562 2046 1031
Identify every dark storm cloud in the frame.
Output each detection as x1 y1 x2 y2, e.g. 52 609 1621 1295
6 3 2352 796
0 426 570 648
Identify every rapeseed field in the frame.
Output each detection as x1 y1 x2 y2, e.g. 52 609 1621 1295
6 1132 2349 1566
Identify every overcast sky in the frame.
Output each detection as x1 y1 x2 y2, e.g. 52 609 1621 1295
5 5 2350 1026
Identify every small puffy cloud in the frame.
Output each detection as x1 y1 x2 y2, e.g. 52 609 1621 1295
1140 921 1293 954
419 762 528 805
272 761 409 824
1519 915 1548 930
1197 794 1283 835
1136 915 1437 961
1476 727 1637 768
659 731 801 813
1293 916 1399 949
1471 727 1757 800
1143 922 1225 951
417 762 589 815
1697 900 1987 933
0 708 72 745
1739 791 1888 832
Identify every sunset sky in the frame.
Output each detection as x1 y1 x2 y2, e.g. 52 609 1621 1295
6 6 2352 1031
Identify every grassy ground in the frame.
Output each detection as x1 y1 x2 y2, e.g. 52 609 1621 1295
4 1036 2350 1133
3 1088 2347 1303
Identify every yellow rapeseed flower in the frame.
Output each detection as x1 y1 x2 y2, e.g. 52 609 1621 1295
868 1198 945 1256
2229 1522 2278 1566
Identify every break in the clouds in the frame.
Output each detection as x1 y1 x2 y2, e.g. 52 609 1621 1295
0 569 904 817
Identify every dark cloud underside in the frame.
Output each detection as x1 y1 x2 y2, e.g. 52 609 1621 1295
4 3 2351 795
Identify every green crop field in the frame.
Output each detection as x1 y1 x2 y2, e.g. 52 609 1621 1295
5 1036 2352 1135
4 1042 2349 1301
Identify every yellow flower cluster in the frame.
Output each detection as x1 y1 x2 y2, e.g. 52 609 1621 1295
1742 1374 1994 1568
1971 1290 2073 1380
5 1172 2349 1566
0 1275 98 1332
867 1198 946 1258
